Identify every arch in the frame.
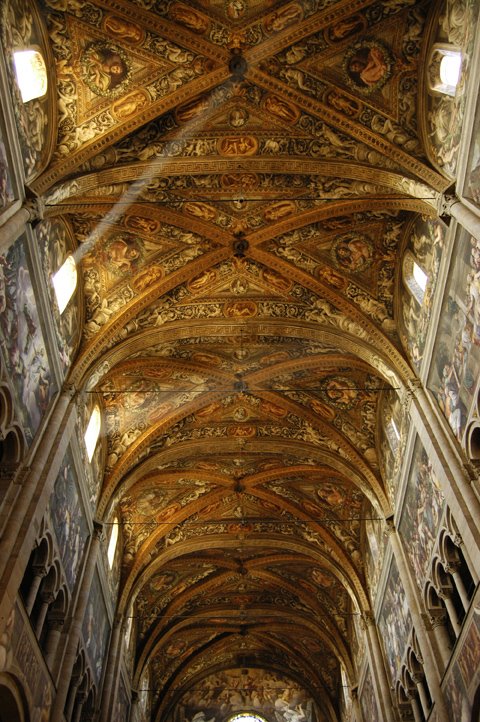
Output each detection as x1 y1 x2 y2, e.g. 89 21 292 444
0 674 29 722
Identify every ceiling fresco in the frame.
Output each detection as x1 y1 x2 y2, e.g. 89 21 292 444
4 0 459 719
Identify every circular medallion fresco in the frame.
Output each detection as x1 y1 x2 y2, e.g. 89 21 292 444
343 40 393 94
319 375 360 409
81 41 131 98
331 233 373 273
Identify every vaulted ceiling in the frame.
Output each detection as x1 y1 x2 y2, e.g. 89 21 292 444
18 0 452 719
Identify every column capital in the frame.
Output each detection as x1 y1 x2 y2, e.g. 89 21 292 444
385 516 396 534
93 520 105 541
437 193 457 218
360 611 375 629
62 382 77 399
24 195 46 224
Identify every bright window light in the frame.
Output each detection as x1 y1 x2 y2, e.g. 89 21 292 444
13 50 48 103
440 53 462 88
107 518 119 567
390 418 400 440
85 405 101 461
413 262 428 293
52 255 77 314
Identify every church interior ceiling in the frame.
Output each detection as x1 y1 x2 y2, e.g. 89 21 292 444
1 0 475 719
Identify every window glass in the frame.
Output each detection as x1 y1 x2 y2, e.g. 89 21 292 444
52 255 77 314
107 518 119 568
13 50 48 103
85 405 101 461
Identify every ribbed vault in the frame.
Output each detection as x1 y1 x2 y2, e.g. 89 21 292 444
11 0 455 719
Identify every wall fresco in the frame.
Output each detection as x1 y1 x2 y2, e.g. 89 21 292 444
399 437 444 593
0 234 56 442
378 390 408 507
428 225 480 442
360 665 379 722
177 668 316 722
400 217 446 371
49 448 89 591
365 513 388 606
113 676 131 722
463 91 480 209
456 605 480 706
444 661 470 722
0 128 14 212
82 569 111 686
378 557 412 683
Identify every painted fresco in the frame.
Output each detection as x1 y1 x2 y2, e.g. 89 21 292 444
399 438 444 593
113 676 131 722
0 0 52 180
378 389 408 506
350 611 366 674
428 225 480 442
36 218 81 376
444 662 471 722
442 608 480 722
49 448 89 591
425 0 480 178
365 513 388 606
0 127 15 212
360 665 379 722
82 569 111 686
0 234 56 443
178 668 316 722
378 557 412 683
400 217 446 371
463 91 480 209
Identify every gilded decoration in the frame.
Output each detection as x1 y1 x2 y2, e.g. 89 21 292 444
6 0 460 716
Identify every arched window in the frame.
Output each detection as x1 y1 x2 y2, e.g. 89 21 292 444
13 49 48 103
52 255 77 314
403 252 428 304
228 715 268 722
107 516 119 568
84 405 101 462
428 45 462 97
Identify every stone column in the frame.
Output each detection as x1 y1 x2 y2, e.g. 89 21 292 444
50 522 104 722
23 565 46 615
64 670 82 722
44 616 64 671
0 196 45 256
71 690 87 722
412 673 430 719
445 562 470 611
34 590 55 639
428 611 452 668
439 194 480 241
437 589 461 636
361 613 396 722
99 613 124 722
407 691 423 722
388 523 450 721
